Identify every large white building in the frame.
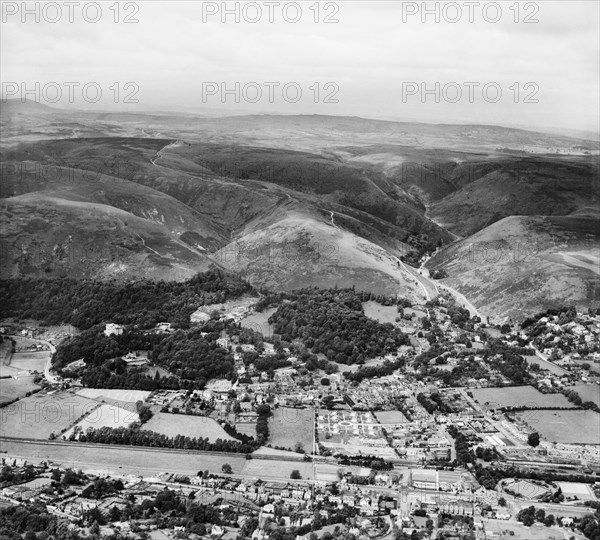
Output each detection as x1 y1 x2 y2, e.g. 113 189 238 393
412 469 439 491
104 323 124 337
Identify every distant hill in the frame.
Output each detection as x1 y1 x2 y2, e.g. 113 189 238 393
428 155 599 236
0 99 58 115
1 110 598 317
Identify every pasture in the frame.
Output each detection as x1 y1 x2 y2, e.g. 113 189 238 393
63 403 139 439
0 376 40 405
470 386 574 409
523 355 567 376
242 458 313 480
1 438 247 477
268 407 314 453
572 383 600 407
9 351 50 372
517 409 600 445
362 301 398 325
143 413 236 442
75 388 151 403
0 390 95 439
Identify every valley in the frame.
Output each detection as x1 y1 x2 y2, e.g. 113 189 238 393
1 102 599 540
1 101 598 322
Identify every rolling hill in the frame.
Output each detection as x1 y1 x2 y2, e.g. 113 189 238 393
1 101 598 318
426 211 600 322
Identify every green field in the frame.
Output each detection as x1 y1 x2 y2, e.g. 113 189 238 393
375 410 408 424
268 407 314 453
9 351 50 372
0 376 40 405
0 390 95 439
362 301 399 324
242 458 313 480
0 438 247 477
471 386 574 409
75 388 151 403
143 412 236 442
572 383 600 407
63 403 139 439
518 409 600 445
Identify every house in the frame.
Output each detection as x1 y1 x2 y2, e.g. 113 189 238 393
217 337 230 349
123 352 148 366
104 323 124 337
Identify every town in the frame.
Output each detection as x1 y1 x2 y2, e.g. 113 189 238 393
1 281 599 540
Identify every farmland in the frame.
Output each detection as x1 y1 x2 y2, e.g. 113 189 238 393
75 388 152 403
268 406 314 453
9 350 50 372
517 409 600 445
470 385 575 409
63 403 139 440
143 412 236 442
572 383 600 407
523 355 568 376
0 376 40 405
241 457 314 481
0 390 95 439
0 438 247 477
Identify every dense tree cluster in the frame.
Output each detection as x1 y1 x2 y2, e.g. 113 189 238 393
0 504 78 540
447 426 475 466
416 392 453 415
343 358 404 383
521 306 578 329
81 477 124 499
256 404 271 444
70 426 259 453
516 502 600 539
0 464 37 486
336 455 393 470
55 320 250 390
0 270 254 330
482 341 533 384
267 289 407 364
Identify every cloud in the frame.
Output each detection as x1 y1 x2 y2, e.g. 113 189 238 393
1 0 598 133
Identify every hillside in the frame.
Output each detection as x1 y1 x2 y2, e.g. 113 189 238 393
1 105 598 317
426 212 600 321
215 212 426 300
428 155 599 236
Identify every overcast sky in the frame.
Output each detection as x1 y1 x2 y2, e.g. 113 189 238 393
1 1 599 135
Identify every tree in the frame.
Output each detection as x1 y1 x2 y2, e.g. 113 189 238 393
498 497 507 507
222 463 233 475
527 432 540 447
290 470 301 479
109 505 122 522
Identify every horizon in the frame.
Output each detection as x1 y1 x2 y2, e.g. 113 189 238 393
1 1 598 135
3 97 600 143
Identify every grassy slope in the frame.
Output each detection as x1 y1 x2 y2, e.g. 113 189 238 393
426 212 600 322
